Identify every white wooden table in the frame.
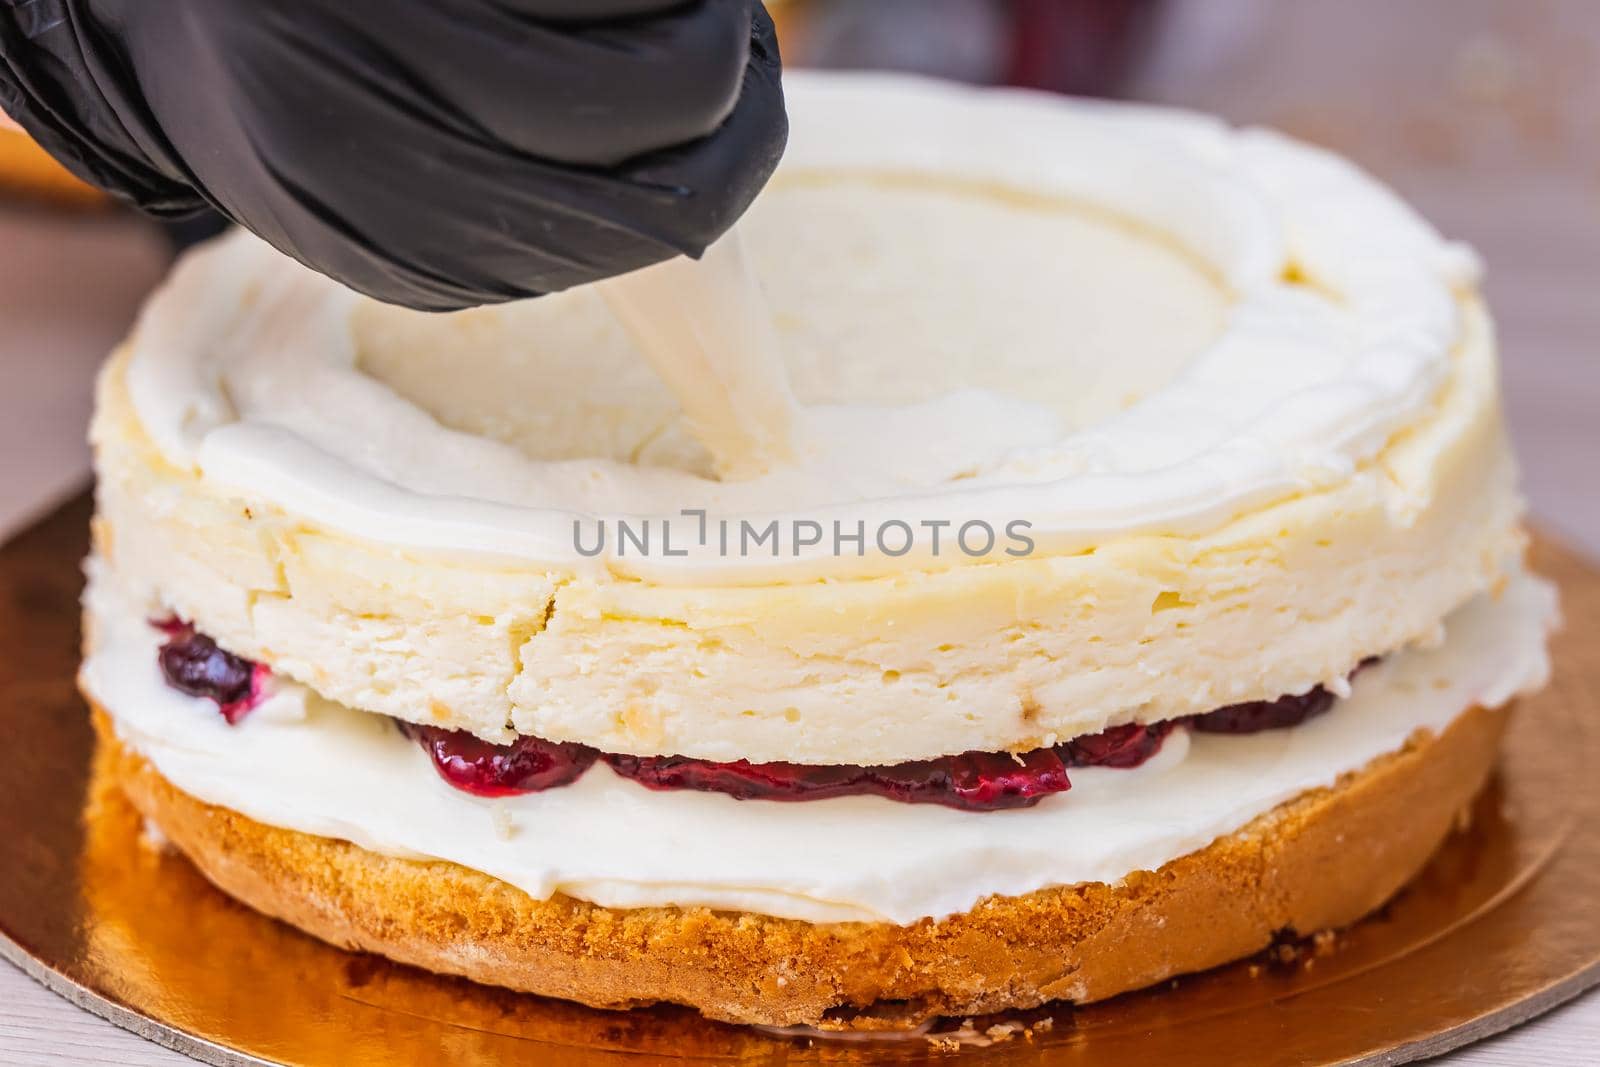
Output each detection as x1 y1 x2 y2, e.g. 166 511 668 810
3 2 1598 1061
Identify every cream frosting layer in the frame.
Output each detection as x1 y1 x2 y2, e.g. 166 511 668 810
82 562 1557 926
120 72 1479 583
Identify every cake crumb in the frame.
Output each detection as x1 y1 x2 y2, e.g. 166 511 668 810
490 807 517 841
138 817 173 854
926 1017 1029 1049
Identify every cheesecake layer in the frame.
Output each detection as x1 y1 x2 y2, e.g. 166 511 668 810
90 74 1527 761
81 561 1557 926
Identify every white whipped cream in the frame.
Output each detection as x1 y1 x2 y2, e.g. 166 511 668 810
82 563 1556 925
119 72 1480 583
599 232 802 481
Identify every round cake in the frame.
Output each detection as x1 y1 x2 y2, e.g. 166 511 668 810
80 72 1556 1028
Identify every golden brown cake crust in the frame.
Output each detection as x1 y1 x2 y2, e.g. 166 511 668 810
90 702 1505 1027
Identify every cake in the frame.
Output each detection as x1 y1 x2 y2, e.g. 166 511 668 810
79 72 1556 1028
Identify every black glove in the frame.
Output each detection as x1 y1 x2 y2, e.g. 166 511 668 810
0 0 787 310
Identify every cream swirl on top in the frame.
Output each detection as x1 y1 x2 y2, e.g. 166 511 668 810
121 72 1477 584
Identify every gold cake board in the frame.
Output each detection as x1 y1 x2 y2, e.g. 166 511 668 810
2 492 1598 1066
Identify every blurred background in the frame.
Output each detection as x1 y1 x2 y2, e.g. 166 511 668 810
3 0 1597 552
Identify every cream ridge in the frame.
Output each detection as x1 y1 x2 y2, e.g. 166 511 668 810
81 560 1558 926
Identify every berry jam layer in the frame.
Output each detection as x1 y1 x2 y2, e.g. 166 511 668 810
398 718 1172 810
157 620 1355 812
154 621 272 725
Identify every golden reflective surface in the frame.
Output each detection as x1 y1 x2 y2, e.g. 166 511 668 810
3 493 1598 1066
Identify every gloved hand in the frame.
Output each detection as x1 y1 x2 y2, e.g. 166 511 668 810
0 0 786 310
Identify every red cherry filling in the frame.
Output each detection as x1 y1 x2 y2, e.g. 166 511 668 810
398 722 598 798
1059 721 1172 767
403 720 1177 812
1189 659 1378 734
155 621 270 724
605 745 1077 811
1189 686 1335 733
146 620 1380 808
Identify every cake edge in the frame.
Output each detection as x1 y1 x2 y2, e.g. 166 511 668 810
88 700 1506 1027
